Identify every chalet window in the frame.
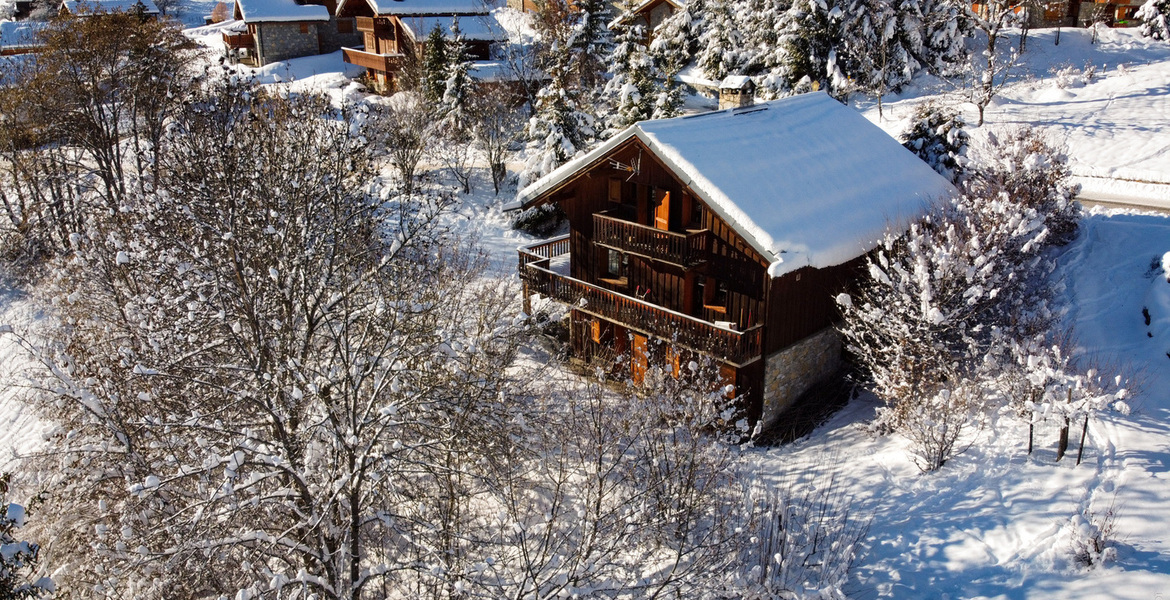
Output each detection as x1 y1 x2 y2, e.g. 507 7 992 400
300 23 309 34
606 249 626 279
699 275 728 313
338 18 353 34
691 201 704 229
608 178 622 203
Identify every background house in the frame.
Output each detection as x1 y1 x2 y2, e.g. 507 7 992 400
335 0 506 93
513 91 955 428
226 0 331 66
59 0 160 18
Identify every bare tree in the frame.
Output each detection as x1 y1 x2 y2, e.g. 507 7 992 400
469 84 524 195
371 92 437 195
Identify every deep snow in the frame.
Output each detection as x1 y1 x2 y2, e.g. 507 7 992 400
2 10 1170 599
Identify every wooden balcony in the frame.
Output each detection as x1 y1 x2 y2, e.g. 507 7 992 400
355 16 394 34
520 236 763 366
342 47 403 73
593 211 710 267
222 32 254 50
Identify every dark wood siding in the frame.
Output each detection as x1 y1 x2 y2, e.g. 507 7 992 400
764 256 865 354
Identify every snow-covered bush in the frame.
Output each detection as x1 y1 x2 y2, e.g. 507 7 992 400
511 202 566 236
1068 500 1119 568
900 101 968 183
724 467 870 598
1138 0 1170 40
965 127 1081 245
0 475 51 599
837 189 1058 471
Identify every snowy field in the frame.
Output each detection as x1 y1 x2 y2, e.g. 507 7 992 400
3 8 1170 598
857 26 1170 209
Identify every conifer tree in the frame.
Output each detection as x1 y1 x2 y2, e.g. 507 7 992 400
442 18 471 127
423 23 449 104
900 101 968 183
696 0 743 81
1138 0 1170 40
605 20 656 132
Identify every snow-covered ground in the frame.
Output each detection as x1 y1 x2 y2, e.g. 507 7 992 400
858 27 1170 209
3 10 1170 598
749 208 1170 598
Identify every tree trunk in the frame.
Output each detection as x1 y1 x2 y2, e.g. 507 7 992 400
1076 416 1090 465
1028 419 1034 454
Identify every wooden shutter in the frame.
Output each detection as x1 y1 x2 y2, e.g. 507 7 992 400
654 190 670 231
590 319 601 343
608 178 622 203
666 346 681 379
718 363 737 399
631 333 649 385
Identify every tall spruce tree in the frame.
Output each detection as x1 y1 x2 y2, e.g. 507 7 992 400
423 23 449 104
605 20 656 132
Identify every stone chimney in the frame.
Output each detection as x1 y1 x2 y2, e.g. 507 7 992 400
719 75 756 110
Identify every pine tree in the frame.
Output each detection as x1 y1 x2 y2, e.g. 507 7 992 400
605 20 656 132
696 0 743 81
649 7 692 118
423 23 449 104
900 101 968 183
1138 0 1170 40
442 18 471 127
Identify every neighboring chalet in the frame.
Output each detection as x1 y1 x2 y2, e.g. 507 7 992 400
226 0 326 66
335 0 506 93
60 0 160 18
511 91 955 428
0 21 45 55
610 0 682 44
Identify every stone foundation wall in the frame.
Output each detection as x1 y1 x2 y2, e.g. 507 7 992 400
761 327 842 427
257 22 320 66
317 18 362 54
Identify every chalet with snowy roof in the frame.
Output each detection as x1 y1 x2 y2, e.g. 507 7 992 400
0 21 45 55
335 0 506 93
60 0 160 18
223 0 363 67
512 92 955 428
611 0 682 44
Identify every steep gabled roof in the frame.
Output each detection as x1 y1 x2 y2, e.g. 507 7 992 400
513 92 957 278
335 0 499 17
0 21 46 52
399 14 506 42
235 0 330 22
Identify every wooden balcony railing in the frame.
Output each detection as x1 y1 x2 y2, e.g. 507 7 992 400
593 212 710 267
519 236 763 365
222 32 254 50
355 16 393 33
342 47 403 73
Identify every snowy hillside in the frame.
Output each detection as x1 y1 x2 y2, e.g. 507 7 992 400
857 26 1170 209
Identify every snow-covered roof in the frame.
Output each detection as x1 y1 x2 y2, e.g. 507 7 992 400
338 0 499 17
399 14 505 42
235 0 329 22
61 0 160 15
0 21 45 51
514 92 957 277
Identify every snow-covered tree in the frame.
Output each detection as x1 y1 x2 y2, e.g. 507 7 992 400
469 84 525 195
837 191 1054 470
695 0 743 81
520 0 598 187
648 6 692 119
0 475 51 599
1138 0 1170 40
900 100 969 183
964 127 1080 244
10 83 526 599
422 23 450 104
440 18 471 127
955 0 1025 125
604 20 656 132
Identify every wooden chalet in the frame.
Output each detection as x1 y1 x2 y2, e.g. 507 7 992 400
511 91 955 428
335 0 505 93
225 0 333 66
0 21 46 56
610 0 683 44
59 0 160 18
